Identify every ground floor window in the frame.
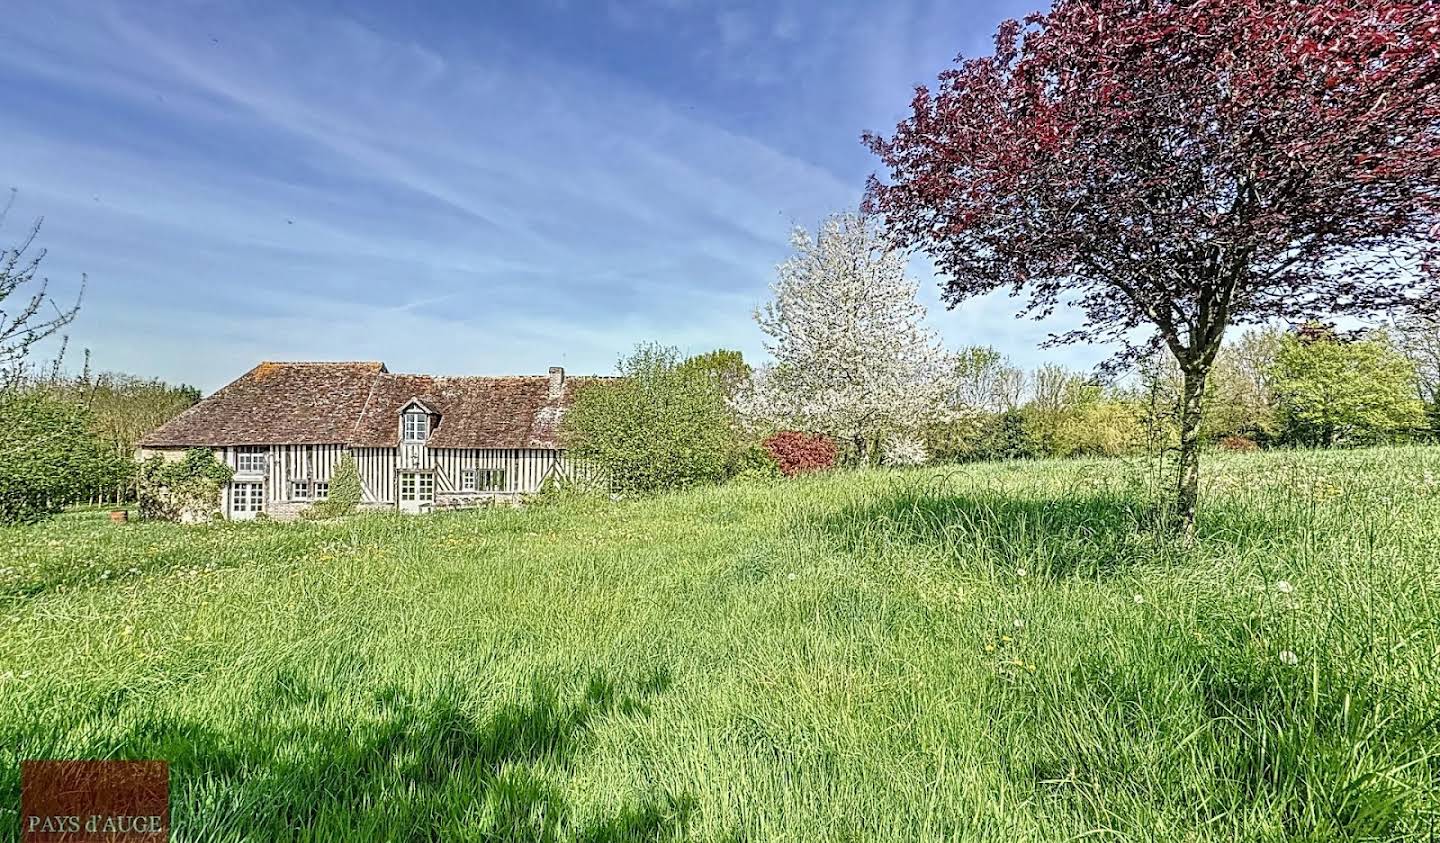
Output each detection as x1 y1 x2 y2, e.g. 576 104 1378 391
291 480 329 500
232 482 264 513
460 468 504 492
399 472 434 503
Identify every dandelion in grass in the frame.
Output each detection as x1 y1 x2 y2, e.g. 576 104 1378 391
1133 594 1145 604
1016 567 1027 578
1013 619 1025 629
1279 650 1299 666
1275 580 1294 594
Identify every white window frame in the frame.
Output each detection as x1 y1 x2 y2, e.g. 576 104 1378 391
235 446 267 474
291 481 310 500
460 469 476 491
399 472 434 503
313 482 329 500
232 482 264 513
402 411 429 443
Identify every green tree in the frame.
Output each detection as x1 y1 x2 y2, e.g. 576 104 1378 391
563 344 740 494
1049 387 1145 458
1022 365 1088 456
677 349 751 402
306 452 362 518
29 360 200 500
951 346 1024 412
1208 329 1283 443
1271 329 1426 447
0 391 126 523
1395 315 1440 440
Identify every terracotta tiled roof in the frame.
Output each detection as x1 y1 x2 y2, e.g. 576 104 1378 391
140 362 387 447
139 361 588 450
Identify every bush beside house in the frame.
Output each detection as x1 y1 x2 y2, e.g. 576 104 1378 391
136 448 233 522
303 453 362 519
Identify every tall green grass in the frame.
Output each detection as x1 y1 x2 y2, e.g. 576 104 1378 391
1 447 1437 841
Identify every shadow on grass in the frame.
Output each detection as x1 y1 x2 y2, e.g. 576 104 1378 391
995 645 1428 839
105 666 698 841
813 485 1175 577
811 476 1310 579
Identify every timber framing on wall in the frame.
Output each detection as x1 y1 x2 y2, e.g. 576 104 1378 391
138 361 598 517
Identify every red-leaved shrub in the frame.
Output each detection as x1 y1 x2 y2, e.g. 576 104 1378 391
763 431 838 477
1218 435 1259 452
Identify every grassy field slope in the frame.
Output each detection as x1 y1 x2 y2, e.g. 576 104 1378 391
2 447 1438 841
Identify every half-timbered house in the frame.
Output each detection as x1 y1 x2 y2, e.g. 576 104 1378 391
138 361 583 519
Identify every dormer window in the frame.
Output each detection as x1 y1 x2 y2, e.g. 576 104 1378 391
403 410 429 442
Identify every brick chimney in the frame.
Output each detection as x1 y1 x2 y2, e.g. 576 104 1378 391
548 366 565 399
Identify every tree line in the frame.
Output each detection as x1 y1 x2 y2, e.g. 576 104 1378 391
562 215 1439 497
932 320 1436 462
1 362 201 521
0 212 200 522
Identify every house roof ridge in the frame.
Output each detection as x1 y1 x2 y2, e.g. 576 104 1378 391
257 360 387 367
383 372 552 379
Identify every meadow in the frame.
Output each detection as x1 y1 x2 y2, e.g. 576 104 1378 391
1 447 1438 842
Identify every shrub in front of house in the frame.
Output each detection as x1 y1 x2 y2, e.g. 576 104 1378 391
136 448 233 522
304 453 362 519
763 431 838 477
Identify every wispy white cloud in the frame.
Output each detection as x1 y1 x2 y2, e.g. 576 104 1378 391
0 0 1098 391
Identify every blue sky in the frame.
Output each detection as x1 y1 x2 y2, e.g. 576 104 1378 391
0 0 1096 392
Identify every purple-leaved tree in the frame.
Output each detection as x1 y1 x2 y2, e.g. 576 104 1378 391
865 0 1440 527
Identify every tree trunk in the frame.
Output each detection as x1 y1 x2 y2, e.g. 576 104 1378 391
1176 364 1208 531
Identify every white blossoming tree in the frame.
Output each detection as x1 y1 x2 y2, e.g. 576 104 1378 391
882 433 929 467
738 213 954 462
